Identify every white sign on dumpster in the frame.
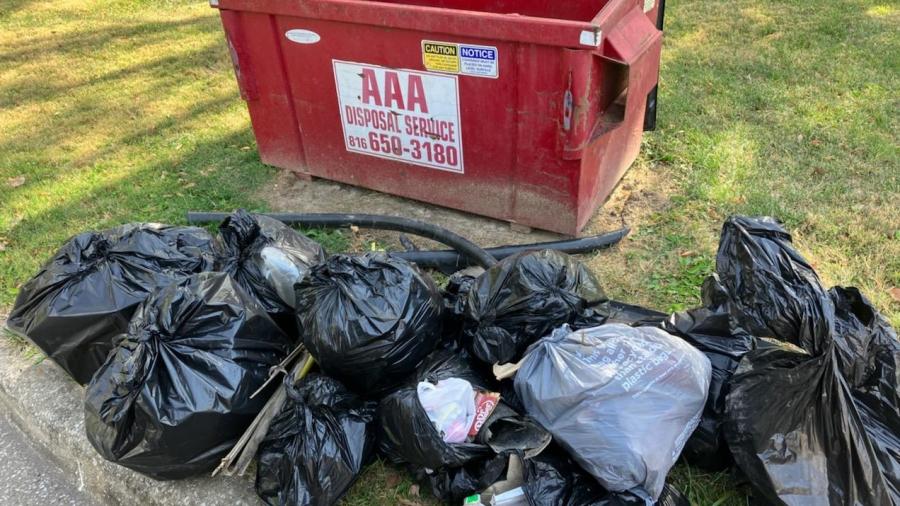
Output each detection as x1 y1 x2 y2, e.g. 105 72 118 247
333 60 464 174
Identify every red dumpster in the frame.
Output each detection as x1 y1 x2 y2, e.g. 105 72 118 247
213 0 663 235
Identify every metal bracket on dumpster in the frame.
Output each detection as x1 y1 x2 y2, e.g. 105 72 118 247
560 1 661 160
591 7 662 140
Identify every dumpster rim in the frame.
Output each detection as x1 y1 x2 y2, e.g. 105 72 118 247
212 0 606 50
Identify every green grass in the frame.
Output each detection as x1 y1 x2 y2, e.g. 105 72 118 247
1 0 897 504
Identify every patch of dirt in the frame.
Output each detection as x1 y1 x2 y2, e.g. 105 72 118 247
258 170 557 252
582 158 675 237
581 159 682 307
257 159 673 258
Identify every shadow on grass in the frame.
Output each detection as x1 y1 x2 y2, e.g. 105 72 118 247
0 13 234 171
0 6 274 301
0 0 38 20
0 17 215 65
0 39 224 110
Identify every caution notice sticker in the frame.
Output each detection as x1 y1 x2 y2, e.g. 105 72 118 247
333 60 464 174
422 42 459 73
422 40 498 79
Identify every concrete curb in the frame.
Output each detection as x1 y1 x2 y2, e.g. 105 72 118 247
0 317 261 506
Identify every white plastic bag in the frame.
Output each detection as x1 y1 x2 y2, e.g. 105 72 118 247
417 378 477 443
259 246 304 308
514 324 711 501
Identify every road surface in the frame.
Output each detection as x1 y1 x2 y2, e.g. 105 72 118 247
0 409 97 505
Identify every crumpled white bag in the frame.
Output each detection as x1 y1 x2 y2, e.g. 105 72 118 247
417 377 477 444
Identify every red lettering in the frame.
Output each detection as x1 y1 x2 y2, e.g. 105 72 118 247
387 112 399 133
417 117 428 137
407 75 428 113
361 68 381 107
383 71 405 110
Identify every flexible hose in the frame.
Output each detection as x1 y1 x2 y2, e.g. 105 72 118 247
187 212 497 269
393 228 629 273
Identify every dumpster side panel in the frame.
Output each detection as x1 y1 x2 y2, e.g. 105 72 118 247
577 5 664 229
508 44 580 233
220 10 307 171
273 16 519 221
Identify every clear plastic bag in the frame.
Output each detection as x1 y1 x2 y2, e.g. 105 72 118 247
515 324 711 501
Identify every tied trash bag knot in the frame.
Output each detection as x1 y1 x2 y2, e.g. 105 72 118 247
7 223 218 384
463 249 608 365
80 235 111 263
137 328 163 343
84 272 291 480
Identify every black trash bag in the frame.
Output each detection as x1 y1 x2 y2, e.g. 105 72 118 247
296 253 443 396
392 350 508 503
717 216 900 505
412 348 494 390
377 385 493 470
714 216 833 354
84 272 291 479
411 452 511 504
724 288 900 505
522 446 689 506
462 249 608 365
256 373 376 506
829 286 900 501
660 276 755 470
217 209 325 315
6 223 217 384
441 267 483 345
378 347 549 477
724 340 897 505
828 286 900 392
379 349 497 466
443 268 482 319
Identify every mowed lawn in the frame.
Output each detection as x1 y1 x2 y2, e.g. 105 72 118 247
1 0 897 504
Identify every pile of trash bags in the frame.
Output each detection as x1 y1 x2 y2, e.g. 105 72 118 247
5 212 898 506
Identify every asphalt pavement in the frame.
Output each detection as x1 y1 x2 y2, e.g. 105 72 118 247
0 409 97 505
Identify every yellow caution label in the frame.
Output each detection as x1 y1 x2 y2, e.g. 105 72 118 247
422 41 460 73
